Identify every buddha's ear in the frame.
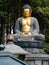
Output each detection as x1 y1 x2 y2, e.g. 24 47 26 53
30 9 32 14
29 10 32 16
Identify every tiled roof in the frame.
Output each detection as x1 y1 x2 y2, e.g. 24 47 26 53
3 43 29 55
0 52 28 65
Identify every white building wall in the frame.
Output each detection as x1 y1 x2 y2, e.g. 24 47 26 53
35 60 42 65
26 61 35 65
26 60 49 65
43 61 48 65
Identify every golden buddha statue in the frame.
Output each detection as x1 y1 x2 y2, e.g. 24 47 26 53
21 9 32 36
7 4 45 46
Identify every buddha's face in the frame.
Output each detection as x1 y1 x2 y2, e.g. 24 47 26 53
23 9 31 17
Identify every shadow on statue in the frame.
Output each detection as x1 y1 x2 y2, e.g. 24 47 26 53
7 4 45 48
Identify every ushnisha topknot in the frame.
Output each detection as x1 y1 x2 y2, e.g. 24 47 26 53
22 4 32 12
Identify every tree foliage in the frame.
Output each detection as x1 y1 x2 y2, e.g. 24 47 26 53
43 44 49 54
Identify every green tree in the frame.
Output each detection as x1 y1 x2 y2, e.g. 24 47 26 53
0 0 7 44
43 44 49 54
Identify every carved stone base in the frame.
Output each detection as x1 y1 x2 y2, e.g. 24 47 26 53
16 40 45 48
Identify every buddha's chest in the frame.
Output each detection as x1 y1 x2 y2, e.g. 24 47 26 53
22 18 31 26
21 18 31 32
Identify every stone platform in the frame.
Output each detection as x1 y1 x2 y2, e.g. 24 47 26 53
14 35 45 48
24 48 49 65
17 40 45 48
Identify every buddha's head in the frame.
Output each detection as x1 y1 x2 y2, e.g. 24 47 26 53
22 4 32 18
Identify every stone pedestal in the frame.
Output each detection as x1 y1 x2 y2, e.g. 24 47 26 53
14 36 45 48
25 48 49 65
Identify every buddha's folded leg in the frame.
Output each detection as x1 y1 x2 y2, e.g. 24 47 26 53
32 34 45 41
14 33 23 42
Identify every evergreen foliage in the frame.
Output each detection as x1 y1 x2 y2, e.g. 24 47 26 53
43 44 49 54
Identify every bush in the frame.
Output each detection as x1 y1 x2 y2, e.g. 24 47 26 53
43 43 49 54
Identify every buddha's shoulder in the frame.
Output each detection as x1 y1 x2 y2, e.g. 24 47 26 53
17 17 22 21
31 17 38 21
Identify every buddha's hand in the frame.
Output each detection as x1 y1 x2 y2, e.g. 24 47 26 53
21 32 31 36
